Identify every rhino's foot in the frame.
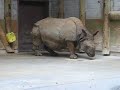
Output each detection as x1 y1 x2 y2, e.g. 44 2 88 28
35 50 42 56
70 54 78 59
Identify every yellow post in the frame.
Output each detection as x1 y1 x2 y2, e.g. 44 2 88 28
58 0 64 18
4 0 15 52
4 0 11 33
80 0 86 25
102 0 110 55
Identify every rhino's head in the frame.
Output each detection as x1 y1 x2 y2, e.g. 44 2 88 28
77 30 98 57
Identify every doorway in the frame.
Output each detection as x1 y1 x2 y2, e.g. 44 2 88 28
18 0 49 52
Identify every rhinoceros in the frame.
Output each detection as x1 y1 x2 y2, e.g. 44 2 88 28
31 17 98 59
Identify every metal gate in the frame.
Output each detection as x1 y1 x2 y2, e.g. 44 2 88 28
18 0 49 52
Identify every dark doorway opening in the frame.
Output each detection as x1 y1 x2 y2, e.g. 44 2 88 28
18 0 49 52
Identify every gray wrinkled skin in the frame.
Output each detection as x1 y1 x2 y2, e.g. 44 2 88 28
31 17 97 59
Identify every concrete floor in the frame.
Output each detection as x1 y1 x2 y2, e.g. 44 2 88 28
0 52 120 90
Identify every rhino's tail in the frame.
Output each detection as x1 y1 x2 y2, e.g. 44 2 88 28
31 24 40 36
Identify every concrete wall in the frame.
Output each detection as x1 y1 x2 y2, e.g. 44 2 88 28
49 0 103 19
64 0 80 18
86 0 103 19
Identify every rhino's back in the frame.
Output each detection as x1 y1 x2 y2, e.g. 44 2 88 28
36 17 77 41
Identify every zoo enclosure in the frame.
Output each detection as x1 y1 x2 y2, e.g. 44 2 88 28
0 0 120 55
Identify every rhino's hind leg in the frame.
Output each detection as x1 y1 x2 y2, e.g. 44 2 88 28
33 45 42 56
35 50 42 56
67 41 77 59
32 38 43 56
44 45 58 56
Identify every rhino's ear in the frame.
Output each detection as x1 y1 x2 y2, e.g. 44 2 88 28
77 29 87 42
93 31 99 37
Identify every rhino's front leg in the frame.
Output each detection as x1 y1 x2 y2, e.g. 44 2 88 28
67 41 77 59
